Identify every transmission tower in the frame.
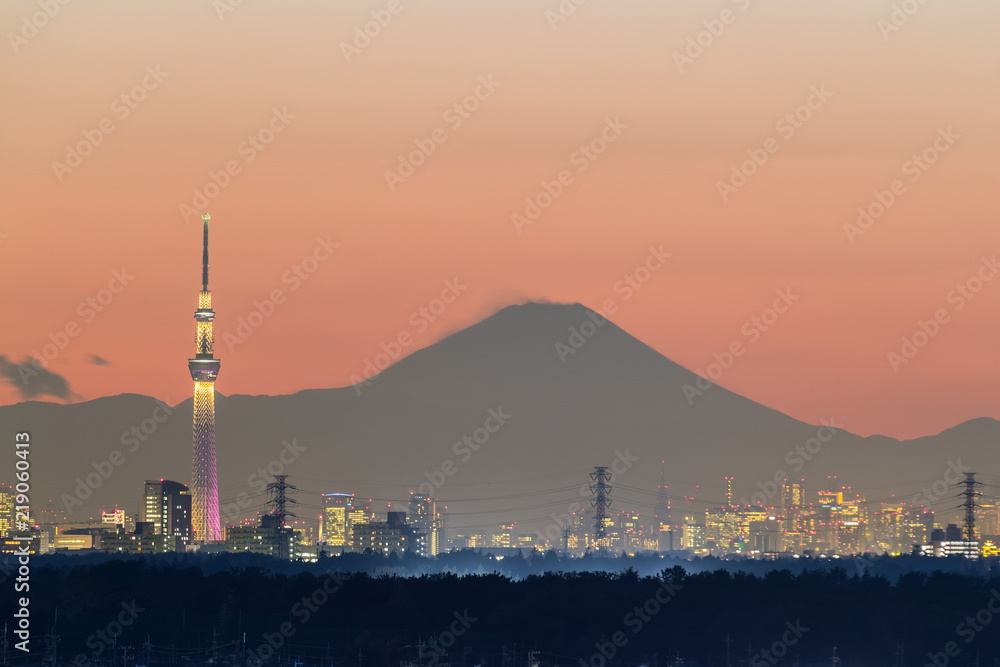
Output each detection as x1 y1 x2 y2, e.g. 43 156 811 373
267 475 298 524
958 472 981 558
590 466 612 554
266 475 298 559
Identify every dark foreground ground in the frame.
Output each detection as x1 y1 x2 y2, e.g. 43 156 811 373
3 551 1000 667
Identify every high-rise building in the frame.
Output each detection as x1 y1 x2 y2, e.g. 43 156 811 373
0 486 14 537
620 511 643 552
724 476 734 509
142 480 192 549
409 493 439 556
780 478 806 536
976 501 1000 536
570 510 589 555
591 516 616 552
782 479 806 509
653 463 672 537
347 499 374 548
189 213 222 543
437 508 448 553
679 515 705 551
750 517 783 553
320 493 354 549
492 523 516 549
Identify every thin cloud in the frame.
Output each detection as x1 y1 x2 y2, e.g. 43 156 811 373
88 354 111 366
0 355 78 401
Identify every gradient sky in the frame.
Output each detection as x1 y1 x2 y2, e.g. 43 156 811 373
1 0 997 439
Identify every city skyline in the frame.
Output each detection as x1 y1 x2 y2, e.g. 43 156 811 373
12 466 1000 561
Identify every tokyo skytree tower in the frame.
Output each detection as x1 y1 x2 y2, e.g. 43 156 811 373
188 213 222 542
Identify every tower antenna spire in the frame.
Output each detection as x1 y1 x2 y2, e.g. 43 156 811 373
202 213 210 291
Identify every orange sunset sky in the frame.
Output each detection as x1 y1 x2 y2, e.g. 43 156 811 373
0 0 997 439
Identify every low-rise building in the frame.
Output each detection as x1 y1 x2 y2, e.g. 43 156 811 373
225 514 299 559
101 522 179 554
352 511 417 556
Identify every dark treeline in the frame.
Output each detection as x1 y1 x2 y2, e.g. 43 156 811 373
5 552 1000 667
12 548 999 580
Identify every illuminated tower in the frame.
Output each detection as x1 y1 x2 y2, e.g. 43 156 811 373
189 213 222 543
